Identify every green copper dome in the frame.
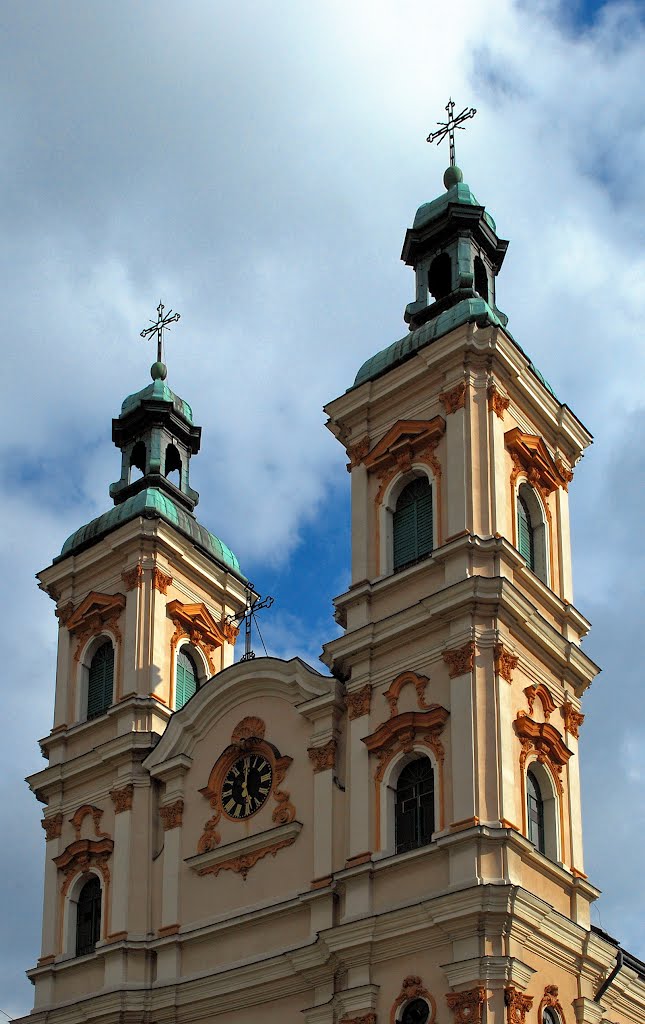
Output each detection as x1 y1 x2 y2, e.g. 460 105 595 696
57 487 245 578
353 298 506 389
413 181 497 233
120 379 194 424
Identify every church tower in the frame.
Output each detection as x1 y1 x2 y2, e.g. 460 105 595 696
21 142 644 1024
29 337 248 1005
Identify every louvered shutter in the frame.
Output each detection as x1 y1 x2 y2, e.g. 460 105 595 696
87 642 114 720
175 649 198 710
393 478 434 571
517 496 535 571
416 489 433 560
393 502 417 569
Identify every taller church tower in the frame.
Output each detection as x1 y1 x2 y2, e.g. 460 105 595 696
21 157 644 1024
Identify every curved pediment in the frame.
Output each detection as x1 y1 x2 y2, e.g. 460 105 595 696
144 656 335 767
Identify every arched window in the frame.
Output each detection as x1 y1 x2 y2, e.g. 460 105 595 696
75 875 101 956
527 768 545 854
517 493 535 571
428 252 452 301
395 758 435 854
517 483 548 584
401 1000 431 1024
175 647 199 710
543 1009 560 1024
393 477 433 571
87 641 114 720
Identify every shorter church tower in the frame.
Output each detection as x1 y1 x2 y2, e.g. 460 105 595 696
29 340 248 1002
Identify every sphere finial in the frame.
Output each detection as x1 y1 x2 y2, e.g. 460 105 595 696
151 360 167 381
443 165 463 189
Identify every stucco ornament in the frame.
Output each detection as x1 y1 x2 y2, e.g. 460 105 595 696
384 669 431 718
197 718 295 854
439 379 467 415
494 642 519 683
391 976 436 1024
504 987 533 1024
445 987 486 1024
345 683 372 720
443 640 476 678
307 738 337 773
110 784 134 813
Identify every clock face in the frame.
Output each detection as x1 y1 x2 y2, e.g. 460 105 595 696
221 753 273 819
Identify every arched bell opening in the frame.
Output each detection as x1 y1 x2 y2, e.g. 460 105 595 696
474 255 489 302
428 253 452 302
165 443 182 487
129 441 147 483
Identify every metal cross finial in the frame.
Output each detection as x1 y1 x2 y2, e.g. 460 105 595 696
426 98 477 166
140 301 181 364
227 584 274 661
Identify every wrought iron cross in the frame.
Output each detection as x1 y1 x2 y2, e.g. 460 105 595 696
230 584 274 662
426 98 477 166
140 301 181 364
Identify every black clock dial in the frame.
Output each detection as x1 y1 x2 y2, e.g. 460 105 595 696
221 754 273 819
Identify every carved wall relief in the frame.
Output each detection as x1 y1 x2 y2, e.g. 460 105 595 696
505 987 534 1024
160 799 184 831
445 987 486 1024
197 717 295 854
308 738 337 773
494 642 519 683
65 592 125 664
121 563 144 590
443 640 476 678
42 813 63 841
69 804 109 841
391 975 436 1024
488 382 510 420
537 987 566 1024
439 380 467 415
383 669 431 717
523 683 556 720
561 700 584 738
110 784 134 813
345 683 372 720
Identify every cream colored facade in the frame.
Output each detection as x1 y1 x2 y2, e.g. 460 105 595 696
19 172 645 1024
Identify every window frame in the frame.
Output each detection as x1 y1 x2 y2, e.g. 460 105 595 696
379 749 441 858
395 757 436 855
63 870 105 958
173 642 206 711
524 758 561 863
515 481 550 585
381 469 437 578
77 633 117 723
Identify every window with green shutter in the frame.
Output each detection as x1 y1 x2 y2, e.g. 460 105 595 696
87 641 114 720
517 492 535 572
393 477 433 571
175 648 199 710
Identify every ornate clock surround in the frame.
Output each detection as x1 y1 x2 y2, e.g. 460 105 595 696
197 716 296 853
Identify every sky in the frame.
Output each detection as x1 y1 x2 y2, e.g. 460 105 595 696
1 0 644 1015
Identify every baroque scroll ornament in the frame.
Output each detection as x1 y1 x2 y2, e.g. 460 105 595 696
110 784 134 813
439 380 467 415
445 987 486 1024
41 813 63 841
443 640 476 678
504 987 534 1024
345 684 372 720
159 799 184 831
307 738 337 773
